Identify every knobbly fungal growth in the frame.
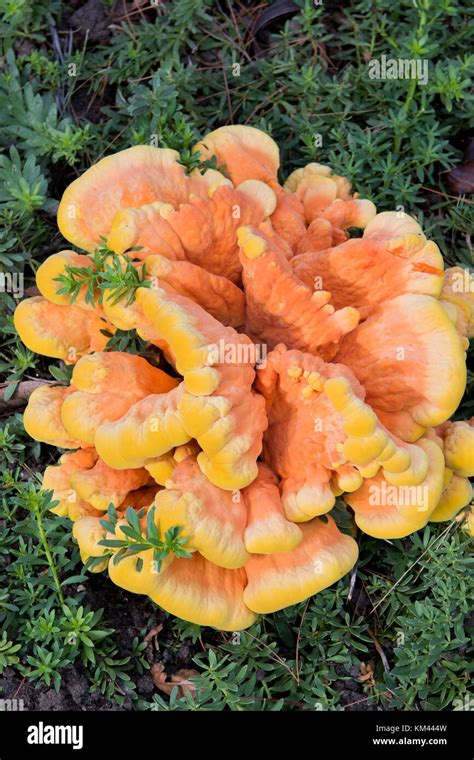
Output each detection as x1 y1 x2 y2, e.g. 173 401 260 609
14 125 474 630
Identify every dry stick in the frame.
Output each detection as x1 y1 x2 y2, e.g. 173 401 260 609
50 24 65 63
226 0 246 51
361 579 382 626
242 630 299 683
66 65 103 100
421 186 474 205
64 30 98 172
98 118 138 160
113 3 156 22
121 0 148 32
112 4 137 42
352 583 364 619
49 25 66 114
235 0 266 54
295 598 310 685
343 688 401 710
370 521 456 616
342 673 414 711
363 567 394 582
66 27 73 57
23 373 55 383
12 677 26 700
0 380 56 415
204 19 256 66
128 62 251 84
197 79 261 104
347 561 358 601
70 66 108 124
464 232 472 256
367 627 390 673
220 54 235 125
244 85 288 125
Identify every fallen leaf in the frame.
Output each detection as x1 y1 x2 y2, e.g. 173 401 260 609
151 663 199 697
253 0 299 37
24 286 40 297
359 660 376 686
144 624 163 644
170 669 200 697
446 139 474 194
0 380 56 414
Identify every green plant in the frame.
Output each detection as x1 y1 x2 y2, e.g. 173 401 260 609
98 505 192 573
0 147 52 218
89 644 138 706
1 52 90 165
54 242 150 306
0 421 26 466
0 0 472 712
23 641 68 691
0 631 21 672
0 346 37 402
58 604 113 666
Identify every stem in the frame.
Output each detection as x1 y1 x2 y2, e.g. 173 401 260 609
32 500 65 606
402 76 418 114
394 77 417 154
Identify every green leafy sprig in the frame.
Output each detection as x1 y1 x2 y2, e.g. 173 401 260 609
54 239 151 307
178 148 229 177
98 254 151 306
98 504 192 573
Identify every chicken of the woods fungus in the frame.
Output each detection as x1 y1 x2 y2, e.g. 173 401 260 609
14 125 474 630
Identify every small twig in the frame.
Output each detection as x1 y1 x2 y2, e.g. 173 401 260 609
49 24 65 63
0 380 55 415
22 375 57 384
113 3 159 23
367 627 391 673
347 561 358 601
421 186 474 205
12 677 26 700
360 579 382 625
351 583 365 619
244 84 288 124
220 53 235 125
295 599 310 684
242 630 299 683
66 28 73 57
465 233 472 256
370 522 456 615
49 25 65 113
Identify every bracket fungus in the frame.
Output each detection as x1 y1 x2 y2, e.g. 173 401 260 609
14 125 473 630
